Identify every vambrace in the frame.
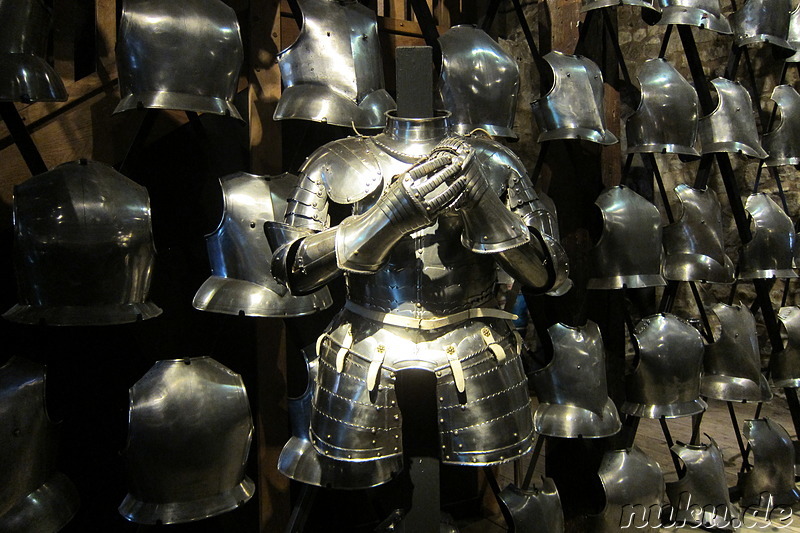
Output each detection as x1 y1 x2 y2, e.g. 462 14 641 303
266 222 340 296
496 228 569 294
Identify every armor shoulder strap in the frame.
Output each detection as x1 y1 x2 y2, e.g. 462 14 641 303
300 136 384 205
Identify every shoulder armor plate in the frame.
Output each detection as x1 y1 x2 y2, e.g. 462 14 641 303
699 78 767 158
772 306 800 387
655 0 732 34
739 193 798 280
763 85 800 166
739 419 800 508
731 0 793 50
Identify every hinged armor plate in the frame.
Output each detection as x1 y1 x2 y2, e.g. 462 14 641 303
787 5 800 62
772 306 800 388
763 85 800 166
738 419 800 508
731 0 793 50
701 303 772 402
581 0 659 12
193 172 332 317
531 51 618 145
654 0 732 34
115 0 243 118
530 322 622 438
274 0 395 129
699 78 768 158
739 193 798 280
588 185 666 289
622 313 707 419
626 58 700 156
662 184 735 283
119 357 254 524
498 476 565 533
4 160 162 326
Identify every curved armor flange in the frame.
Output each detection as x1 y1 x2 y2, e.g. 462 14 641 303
587 185 666 290
531 51 618 145
662 184 735 283
700 303 772 402
699 78 768 158
626 58 700 157
0 357 79 533
4 160 162 326
274 0 395 129
530 322 622 438
665 437 739 530
771 307 800 388
115 0 243 119
498 476 565 533
763 85 800 166
738 419 800 508
654 0 732 34
193 172 332 317
586 447 665 532
622 313 707 419
731 0 793 51
581 0 660 12
738 193 798 280
787 5 800 62
119 357 255 524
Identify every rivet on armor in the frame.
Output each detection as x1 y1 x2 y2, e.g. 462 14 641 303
394 414 400 420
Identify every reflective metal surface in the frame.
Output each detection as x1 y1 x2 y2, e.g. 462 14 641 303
498 476 565 533
655 0 732 34
115 0 243 118
119 357 254 524
739 193 797 280
622 313 707 419
274 0 395 129
193 172 332 317
588 185 666 289
772 306 800 388
4 160 161 326
763 85 800 166
531 51 618 145
787 4 800 62
626 58 699 156
739 419 800 508
701 303 773 402
581 0 660 12
530 321 622 438
731 0 793 50
0 0 67 102
699 78 768 158
662 184 735 283
438 25 519 139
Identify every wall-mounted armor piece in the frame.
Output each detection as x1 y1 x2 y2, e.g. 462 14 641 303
738 419 800 508
653 0 732 34
0 0 67 102
274 0 395 129
0 357 79 533
662 184 735 283
530 322 621 438
586 447 665 533
622 313 706 419
119 357 254 524
771 306 800 388
730 0 793 51
581 0 660 13
738 193 797 280
114 0 243 119
498 476 565 533
587 185 665 290
626 58 699 157
698 78 768 158
4 160 161 326
438 25 519 139
193 172 332 317
787 5 800 61
762 85 800 166
531 51 618 145
666 437 739 530
701 303 772 402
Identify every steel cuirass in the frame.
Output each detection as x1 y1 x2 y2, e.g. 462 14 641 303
699 78 768 158
738 193 797 280
587 447 665 533
531 51 618 145
787 5 800 61
274 0 395 129
654 0 732 34
763 85 800 166
738 419 800 508
665 437 738 529
581 0 660 13
771 306 800 388
0 0 66 102
437 25 519 139
626 58 700 156
0 357 79 533
115 0 243 119
701 303 772 402
193 172 332 317
119 357 254 524
621 313 707 419
587 185 666 290
662 184 735 283
4 160 161 326
530 322 621 438
731 0 793 50
499 477 565 533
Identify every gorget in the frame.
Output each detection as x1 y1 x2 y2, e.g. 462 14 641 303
699 78 768 158
654 0 732 34
772 306 800 388
581 0 660 12
738 193 797 280
763 85 800 166
738 418 800 508
731 0 793 51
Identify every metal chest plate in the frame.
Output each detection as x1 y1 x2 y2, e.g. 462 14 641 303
772 306 800 388
498 477 565 533
787 5 800 62
731 0 793 50
531 51 618 145
626 58 700 156
738 419 800 508
655 0 732 34
274 0 395 129
581 0 659 12
699 78 768 158
763 85 800 166
739 193 798 280
588 185 666 289
662 184 735 283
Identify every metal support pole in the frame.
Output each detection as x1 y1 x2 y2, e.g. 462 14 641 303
0 102 48 175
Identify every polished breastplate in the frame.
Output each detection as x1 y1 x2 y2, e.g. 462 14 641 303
699 78 768 158
739 193 797 280
763 85 800 166
581 0 659 12
731 0 793 50
655 0 732 34
738 419 800 508
772 306 800 388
